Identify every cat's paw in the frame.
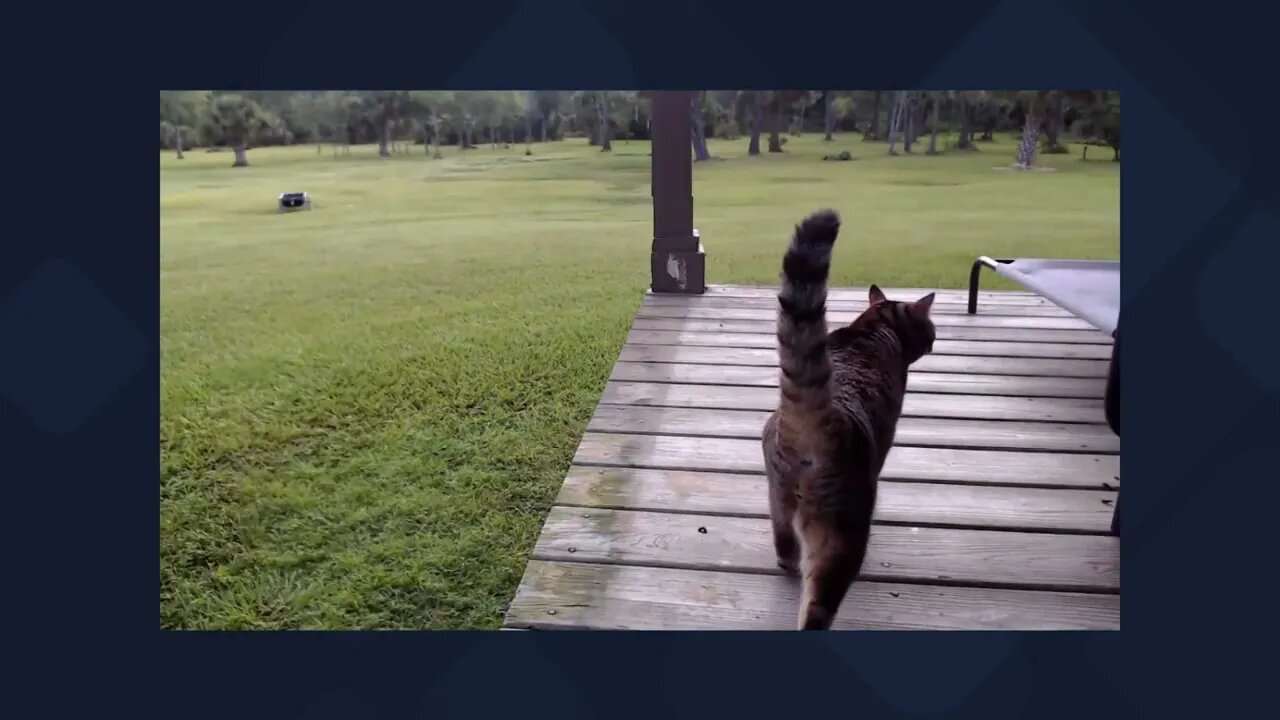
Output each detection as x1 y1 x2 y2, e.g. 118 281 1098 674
777 557 800 576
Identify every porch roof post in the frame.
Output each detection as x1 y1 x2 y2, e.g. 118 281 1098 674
647 90 705 294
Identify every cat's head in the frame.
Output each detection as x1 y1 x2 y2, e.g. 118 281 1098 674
850 285 937 363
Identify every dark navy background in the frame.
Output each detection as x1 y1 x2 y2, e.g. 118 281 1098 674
6 0 1275 716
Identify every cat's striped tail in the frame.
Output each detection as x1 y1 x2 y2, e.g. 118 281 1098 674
776 209 840 418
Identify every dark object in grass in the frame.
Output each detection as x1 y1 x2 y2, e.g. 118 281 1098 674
278 192 311 213
822 151 853 162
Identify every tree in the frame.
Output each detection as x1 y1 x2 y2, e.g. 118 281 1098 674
1044 90 1067 153
531 91 567 142
902 92 917 153
598 91 613 151
1013 90 1054 168
926 92 942 155
522 91 536 154
865 90 883 140
955 91 977 150
351 91 414 158
283 91 344 154
887 91 907 155
409 91 456 157
760 91 804 152
823 90 838 141
977 94 1002 141
734 91 763 156
690 91 711 161
208 94 273 167
160 91 212 158
1077 91 1121 162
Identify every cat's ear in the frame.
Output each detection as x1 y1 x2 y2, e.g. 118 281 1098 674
910 292 936 316
868 284 887 304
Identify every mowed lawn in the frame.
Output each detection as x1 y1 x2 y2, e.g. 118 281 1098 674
160 135 1119 629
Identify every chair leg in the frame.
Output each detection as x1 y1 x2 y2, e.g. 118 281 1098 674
967 256 1005 314
968 260 984 314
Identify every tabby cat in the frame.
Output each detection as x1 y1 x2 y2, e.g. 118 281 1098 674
760 209 937 630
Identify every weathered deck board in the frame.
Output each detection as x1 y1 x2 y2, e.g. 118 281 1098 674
574 432 1120 487
634 313 1110 344
629 330 1115 358
703 284 1044 303
558 467 1117 533
507 561 1121 630
644 294 1077 317
504 285 1121 630
592 396 1108 430
634 312 1097 331
596 389 1121 452
619 344 1110 377
611 362 1106 398
533 507 1120 593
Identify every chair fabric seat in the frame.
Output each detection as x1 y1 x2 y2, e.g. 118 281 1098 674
993 259 1120 335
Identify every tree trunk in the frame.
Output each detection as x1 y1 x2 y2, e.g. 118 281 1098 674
1046 92 1064 149
768 100 783 152
908 99 924 144
175 126 184 159
524 113 533 148
748 94 762 156
1016 107 1040 168
927 97 941 154
957 95 973 149
379 119 392 157
869 90 882 140
599 93 612 151
232 144 248 167
690 94 711 161
887 92 905 154
824 91 836 141
902 94 915 153
797 106 806 135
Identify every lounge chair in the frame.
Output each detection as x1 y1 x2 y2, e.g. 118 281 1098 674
967 257 1120 535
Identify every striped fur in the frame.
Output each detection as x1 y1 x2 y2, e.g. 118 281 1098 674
761 208 938 630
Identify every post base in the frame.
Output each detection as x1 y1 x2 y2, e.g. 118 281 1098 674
651 238 706 294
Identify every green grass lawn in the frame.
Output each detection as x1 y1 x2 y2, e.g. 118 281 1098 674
160 134 1119 629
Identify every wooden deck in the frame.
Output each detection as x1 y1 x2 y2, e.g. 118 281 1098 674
503 284 1120 630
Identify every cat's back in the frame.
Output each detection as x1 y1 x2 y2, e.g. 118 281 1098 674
827 328 908 458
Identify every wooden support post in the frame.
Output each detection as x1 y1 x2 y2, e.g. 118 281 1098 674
648 90 705 294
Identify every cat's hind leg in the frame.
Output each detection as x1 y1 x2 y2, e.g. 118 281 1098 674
796 523 867 630
767 467 800 575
